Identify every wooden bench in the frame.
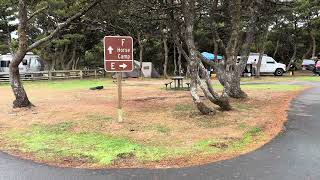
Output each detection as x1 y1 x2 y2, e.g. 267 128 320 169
185 82 191 90
164 82 173 90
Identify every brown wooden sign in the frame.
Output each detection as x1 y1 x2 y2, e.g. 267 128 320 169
104 36 133 72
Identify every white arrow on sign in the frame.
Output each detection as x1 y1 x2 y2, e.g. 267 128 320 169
119 63 128 69
107 46 114 54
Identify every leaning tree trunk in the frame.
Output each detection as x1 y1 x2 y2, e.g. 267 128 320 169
10 56 33 108
9 0 33 108
189 59 214 115
181 0 214 114
180 0 231 114
163 36 169 79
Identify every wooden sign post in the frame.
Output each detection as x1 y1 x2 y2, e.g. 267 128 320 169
104 36 133 123
117 72 123 122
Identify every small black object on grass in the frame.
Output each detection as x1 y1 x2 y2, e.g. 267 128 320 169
89 86 104 90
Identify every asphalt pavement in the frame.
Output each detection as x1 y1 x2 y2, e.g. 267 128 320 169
1 82 320 180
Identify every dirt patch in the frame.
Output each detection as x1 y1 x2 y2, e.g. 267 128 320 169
0 79 304 169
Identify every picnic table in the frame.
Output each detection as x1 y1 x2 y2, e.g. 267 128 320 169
171 76 184 89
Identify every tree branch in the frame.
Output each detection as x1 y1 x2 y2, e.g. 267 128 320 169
27 0 101 51
27 5 48 22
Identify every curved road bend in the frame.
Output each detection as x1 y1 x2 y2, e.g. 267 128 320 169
1 83 320 180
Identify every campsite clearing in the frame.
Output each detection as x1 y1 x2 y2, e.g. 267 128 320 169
0 78 307 168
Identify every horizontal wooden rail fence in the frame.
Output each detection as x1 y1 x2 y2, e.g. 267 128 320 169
0 70 106 82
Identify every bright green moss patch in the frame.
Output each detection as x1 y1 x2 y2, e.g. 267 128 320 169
5 122 188 165
193 126 263 155
230 127 263 150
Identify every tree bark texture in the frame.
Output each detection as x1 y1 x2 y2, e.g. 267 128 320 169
163 36 169 79
9 0 33 108
311 30 317 58
137 32 144 78
273 39 279 58
218 0 249 99
181 0 231 114
256 30 270 78
173 43 177 76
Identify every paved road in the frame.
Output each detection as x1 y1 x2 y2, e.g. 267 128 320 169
1 83 320 180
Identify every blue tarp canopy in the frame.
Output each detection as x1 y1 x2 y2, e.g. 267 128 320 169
201 52 223 60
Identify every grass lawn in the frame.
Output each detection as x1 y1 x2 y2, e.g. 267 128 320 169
0 78 307 168
0 78 113 90
241 76 320 83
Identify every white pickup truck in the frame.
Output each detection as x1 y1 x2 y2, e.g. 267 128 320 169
246 54 287 76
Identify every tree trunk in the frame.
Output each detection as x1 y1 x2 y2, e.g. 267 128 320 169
177 41 182 76
181 0 231 114
223 71 245 98
137 32 144 78
256 30 269 78
73 57 80 70
67 44 76 70
61 44 70 70
302 40 313 60
163 36 169 79
287 44 297 71
189 60 214 115
9 0 33 108
173 43 177 76
181 0 213 114
220 0 249 99
311 30 317 59
256 50 264 78
8 0 100 108
273 39 279 58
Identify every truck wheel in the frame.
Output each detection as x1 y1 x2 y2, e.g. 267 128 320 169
275 69 284 76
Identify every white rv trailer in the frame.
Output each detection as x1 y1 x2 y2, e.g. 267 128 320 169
244 53 287 76
0 52 44 77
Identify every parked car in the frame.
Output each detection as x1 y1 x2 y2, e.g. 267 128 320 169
246 53 287 76
302 59 315 70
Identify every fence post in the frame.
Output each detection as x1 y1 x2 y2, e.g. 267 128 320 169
80 70 83 79
48 71 52 80
94 70 97 79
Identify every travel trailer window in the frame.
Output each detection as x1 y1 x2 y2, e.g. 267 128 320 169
22 59 28 65
0 61 10 67
266 60 275 64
